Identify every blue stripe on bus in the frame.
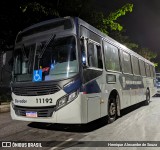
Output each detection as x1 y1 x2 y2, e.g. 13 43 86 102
63 79 82 94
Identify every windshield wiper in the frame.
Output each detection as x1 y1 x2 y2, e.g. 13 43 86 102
39 34 56 58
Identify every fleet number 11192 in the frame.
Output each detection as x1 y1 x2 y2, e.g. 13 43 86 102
36 98 52 103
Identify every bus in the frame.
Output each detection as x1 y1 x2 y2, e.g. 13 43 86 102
156 73 160 95
10 16 157 124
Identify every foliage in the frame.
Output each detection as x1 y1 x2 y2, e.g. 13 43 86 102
138 47 157 61
109 30 139 50
87 3 133 35
18 1 133 35
154 63 158 67
20 2 59 17
105 3 133 31
88 12 109 34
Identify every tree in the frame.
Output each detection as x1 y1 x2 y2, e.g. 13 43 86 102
19 1 133 33
109 30 139 50
0 0 157 68
0 0 23 53
105 3 133 32
138 47 157 61
84 3 133 35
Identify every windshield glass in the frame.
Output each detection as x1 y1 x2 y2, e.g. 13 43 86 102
13 36 78 82
14 44 35 81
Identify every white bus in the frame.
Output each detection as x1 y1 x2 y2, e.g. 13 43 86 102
10 17 157 124
156 73 160 94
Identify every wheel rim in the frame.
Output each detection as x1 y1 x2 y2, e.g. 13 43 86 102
109 102 116 116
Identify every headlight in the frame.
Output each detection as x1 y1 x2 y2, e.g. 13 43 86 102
57 96 67 109
56 91 78 110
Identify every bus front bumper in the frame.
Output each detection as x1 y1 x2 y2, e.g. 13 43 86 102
10 95 86 124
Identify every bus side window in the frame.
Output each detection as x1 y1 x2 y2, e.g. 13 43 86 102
87 42 103 69
88 43 96 67
132 56 140 75
150 65 153 77
145 63 151 77
104 41 120 72
152 66 156 78
139 59 146 76
97 45 103 69
122 51 132 74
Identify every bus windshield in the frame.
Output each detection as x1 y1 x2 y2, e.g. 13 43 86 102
13 36 78 82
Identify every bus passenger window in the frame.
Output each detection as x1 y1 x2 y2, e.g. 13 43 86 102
139 59 146 76
87 42 103 69
122 51 132 74
152 66 156 78
88 43 96 67
146 63 151 77
132 56 140 75
150 65 154 77
104 41 120 72
97 45 103 69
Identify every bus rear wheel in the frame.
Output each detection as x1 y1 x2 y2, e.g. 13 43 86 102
108 97 117 123
144 89 150 105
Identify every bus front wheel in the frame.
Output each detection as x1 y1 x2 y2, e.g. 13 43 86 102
108 97 117 123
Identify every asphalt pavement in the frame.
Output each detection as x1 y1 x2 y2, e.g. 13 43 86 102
1 97 160 150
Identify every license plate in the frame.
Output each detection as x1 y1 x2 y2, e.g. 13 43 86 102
26 111 37 118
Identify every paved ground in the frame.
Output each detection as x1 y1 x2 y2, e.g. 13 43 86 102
1 97 160 150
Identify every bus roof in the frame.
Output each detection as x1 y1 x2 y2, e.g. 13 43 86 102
77 17 154 66
16 16 154 66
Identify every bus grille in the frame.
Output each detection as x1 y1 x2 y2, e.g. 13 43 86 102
13 84 60 96
14 105 56 117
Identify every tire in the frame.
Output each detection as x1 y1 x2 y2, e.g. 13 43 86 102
108 97 117 123
144 89 150 105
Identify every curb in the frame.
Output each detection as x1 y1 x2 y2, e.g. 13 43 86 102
0 104 10 113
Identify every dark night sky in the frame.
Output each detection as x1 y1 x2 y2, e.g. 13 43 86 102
94 0 160 53
2 0 160 54
123 0 160 53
